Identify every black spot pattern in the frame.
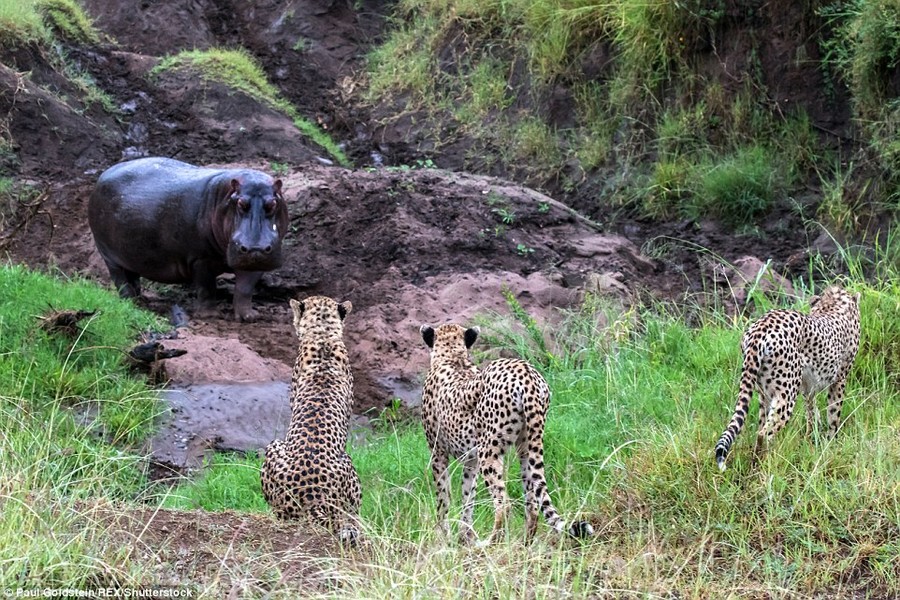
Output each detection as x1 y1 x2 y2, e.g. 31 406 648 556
715 286 861 471
420 324 593 544
260 296 362 544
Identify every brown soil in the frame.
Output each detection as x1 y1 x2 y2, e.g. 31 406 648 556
92 504 343 593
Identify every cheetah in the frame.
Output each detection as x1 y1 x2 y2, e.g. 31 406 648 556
420 323 594 544
261 296 362 543
715 285 861 471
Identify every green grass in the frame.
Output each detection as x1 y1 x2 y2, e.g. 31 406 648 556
0 264 164 590
161 452 270 512
158 237 900 596
361 0 898 230
0 0 51 46
152 48 350 167
35 0 99 44
0 0 99 47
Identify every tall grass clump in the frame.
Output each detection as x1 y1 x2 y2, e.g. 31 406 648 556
0 264 164 589
0 0 99 48
35 0 99 44
0 0 50 46
694 144 778 224
153 48 349 166
820 0 900 182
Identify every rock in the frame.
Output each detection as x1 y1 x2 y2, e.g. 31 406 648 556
708 255 795 305
583 271 631 300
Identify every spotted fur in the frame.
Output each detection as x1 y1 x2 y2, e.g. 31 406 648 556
261 296 361 543
420 324 593 544
715 285 861 471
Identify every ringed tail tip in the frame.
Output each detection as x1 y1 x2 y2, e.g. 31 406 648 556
568 520 594 539
715 446 727 471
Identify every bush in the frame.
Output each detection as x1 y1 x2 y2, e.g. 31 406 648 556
695 145 778 224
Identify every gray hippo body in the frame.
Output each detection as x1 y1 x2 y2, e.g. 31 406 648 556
88 157 288 321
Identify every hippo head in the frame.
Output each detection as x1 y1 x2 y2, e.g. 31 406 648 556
223 174 288 272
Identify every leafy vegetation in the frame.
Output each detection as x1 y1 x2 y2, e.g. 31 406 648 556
0 0 114 118
152 48 349 167
365 0 899 229
0 236 896 595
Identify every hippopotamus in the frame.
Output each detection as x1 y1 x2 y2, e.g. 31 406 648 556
88 157 289 321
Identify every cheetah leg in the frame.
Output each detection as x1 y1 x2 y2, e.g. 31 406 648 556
750 388 770 467
261 439 290 518
430 452 452 538
337 454 362 546
458 454 479 544
756 377 800 462
477 443 509 545
517 411 566 538
826 372 849 439
516 441 540 541
804 393 820 437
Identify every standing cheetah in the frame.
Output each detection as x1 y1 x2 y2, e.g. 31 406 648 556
420 323 593 544
715 285 861 471
261 296 362 543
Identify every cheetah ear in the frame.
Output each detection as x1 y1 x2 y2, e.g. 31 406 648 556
338 301 352 321
464 326 479 349
420 325 435 348
854 291 861 303
289 298 305 337
809 294 821 308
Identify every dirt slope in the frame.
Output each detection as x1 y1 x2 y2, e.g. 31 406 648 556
7 162 654 412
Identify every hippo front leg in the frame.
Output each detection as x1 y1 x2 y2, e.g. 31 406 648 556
191 262 220 319
234 270 264 322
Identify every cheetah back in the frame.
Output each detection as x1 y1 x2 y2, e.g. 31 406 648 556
261 296 361 540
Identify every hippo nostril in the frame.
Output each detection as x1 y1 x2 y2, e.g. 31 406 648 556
263 245 272 254
239 245 249 254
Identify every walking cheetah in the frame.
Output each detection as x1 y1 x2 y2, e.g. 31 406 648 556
261 296 362 543
420 323 594 544
715 285 861 471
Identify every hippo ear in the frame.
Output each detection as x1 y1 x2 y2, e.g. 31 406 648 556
337 301 352 321
464 326 480 349
230 178 241 196
273 179 283 197
420 325 435 348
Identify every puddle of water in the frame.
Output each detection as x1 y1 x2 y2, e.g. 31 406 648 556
150 381 375 471
376 373 422 410
150 381 291 470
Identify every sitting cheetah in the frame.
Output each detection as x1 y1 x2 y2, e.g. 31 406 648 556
420 323 593 544
715 285 861 471
261 296 361 543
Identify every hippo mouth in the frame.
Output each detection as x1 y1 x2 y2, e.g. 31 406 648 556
226 244 284 272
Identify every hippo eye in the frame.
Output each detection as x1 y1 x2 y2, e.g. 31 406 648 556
237 198 250 212
264 198 277 214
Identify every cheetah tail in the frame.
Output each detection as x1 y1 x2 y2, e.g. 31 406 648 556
714 344 759 471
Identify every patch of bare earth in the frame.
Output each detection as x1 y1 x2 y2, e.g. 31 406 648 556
91 504 346 594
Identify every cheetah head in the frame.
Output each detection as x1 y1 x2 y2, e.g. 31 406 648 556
810 285 860 314
289 295 352 341
420 323 479 361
